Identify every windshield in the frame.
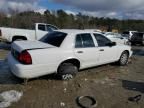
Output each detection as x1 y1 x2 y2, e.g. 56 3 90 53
39 32 67 47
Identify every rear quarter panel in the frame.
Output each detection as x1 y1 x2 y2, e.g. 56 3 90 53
28 48 76 73
0 27 36 41
10 28 36 41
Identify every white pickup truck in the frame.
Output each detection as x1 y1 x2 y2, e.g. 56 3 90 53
0 23 58 42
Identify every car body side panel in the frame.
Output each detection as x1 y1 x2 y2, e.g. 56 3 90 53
74 47 100 69
8 30 133 79
8 53 55 78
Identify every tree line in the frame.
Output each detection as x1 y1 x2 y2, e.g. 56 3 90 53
0 9 144 32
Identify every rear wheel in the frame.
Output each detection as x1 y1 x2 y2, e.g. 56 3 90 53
57 63 78 80
118 51 129 66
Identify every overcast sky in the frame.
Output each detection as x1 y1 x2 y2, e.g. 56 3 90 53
0 0 144 19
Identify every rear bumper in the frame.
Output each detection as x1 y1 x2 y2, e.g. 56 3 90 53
8 53 55 79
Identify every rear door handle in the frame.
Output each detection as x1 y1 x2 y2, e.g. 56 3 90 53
77 51 83 53
99 49 104 51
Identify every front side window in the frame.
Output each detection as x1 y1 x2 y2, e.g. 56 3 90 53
75 33 95 48
94 34 111 47
40 32 67 47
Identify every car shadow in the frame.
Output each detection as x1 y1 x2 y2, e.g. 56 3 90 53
0 59 60 85
0 60 23 85
0 42 11 50
132 47 144 56
122 80 144 93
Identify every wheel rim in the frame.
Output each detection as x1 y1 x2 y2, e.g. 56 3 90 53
121 53 128 64
62 74 73 80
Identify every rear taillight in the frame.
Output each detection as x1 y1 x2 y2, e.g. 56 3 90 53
18 50 32 64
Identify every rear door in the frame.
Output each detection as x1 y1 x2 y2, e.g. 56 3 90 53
74 33 100 68
93 33 118 64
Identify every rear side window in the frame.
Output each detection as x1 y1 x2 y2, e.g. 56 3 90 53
40 32 67 47
94 34 111 47
75 33 95 48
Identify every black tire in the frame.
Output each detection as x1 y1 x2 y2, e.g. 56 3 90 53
57 63 78 80
118 51 129 66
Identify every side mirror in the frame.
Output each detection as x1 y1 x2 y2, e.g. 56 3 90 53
106 42 116 47
111 42 116 46
120 37 124 39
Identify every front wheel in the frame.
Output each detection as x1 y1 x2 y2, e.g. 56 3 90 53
118 51 129 66
57 63 78 80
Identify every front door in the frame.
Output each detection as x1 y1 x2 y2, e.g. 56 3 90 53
93 33 118 64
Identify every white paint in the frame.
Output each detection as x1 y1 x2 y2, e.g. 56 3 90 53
8 30 132 79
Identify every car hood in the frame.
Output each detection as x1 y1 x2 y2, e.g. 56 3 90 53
12 41 55 52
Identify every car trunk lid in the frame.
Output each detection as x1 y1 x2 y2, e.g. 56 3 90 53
11 41 56 64
12 41 55 52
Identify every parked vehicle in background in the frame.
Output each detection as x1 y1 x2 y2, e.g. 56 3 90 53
130 32 144 45
0 23 58 42
122 31 137 40
104 32 130 45
8 30 132 80
84 29 102 33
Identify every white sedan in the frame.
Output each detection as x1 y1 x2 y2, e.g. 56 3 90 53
8 30 132 80
104 32 130 45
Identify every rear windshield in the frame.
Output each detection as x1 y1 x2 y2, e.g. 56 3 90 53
39 32 67 47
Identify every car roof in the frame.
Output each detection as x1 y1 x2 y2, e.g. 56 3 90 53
55 29 101 35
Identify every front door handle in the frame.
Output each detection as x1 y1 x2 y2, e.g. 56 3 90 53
77 51 83 53
99 49 104 51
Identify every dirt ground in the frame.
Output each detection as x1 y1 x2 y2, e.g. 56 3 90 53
0 42 144 108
